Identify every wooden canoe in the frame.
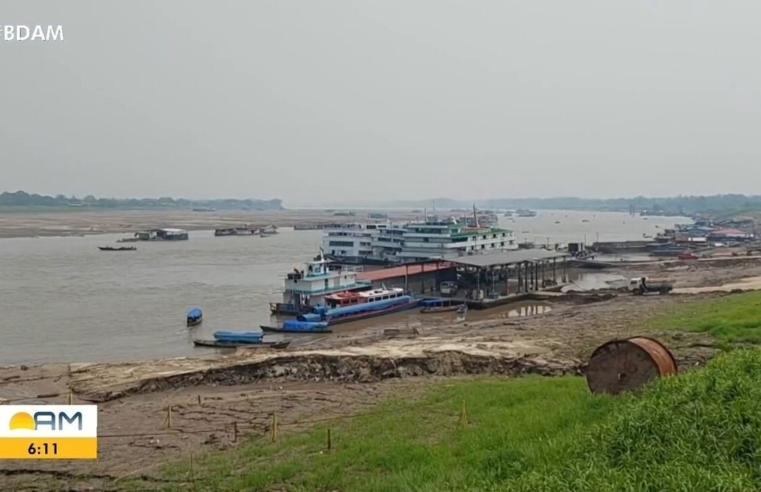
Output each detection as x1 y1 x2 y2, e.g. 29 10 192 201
192 339 290 349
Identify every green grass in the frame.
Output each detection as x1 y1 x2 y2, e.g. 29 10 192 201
158 349 761 491
161 376 614 491
650 290 761 347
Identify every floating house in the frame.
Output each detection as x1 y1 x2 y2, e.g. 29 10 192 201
134 228 189 241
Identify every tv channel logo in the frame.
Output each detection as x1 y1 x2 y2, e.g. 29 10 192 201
0 405 98 459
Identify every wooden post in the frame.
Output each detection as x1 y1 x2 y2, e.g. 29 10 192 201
197 395 202 406
458 400 468 428
67 391 73 405
327 428 332 450
167 405 173 429
270 413 279 443
233 421 239 442
189 453 195 486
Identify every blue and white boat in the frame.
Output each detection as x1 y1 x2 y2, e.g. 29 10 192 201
187 307 203 326
260 320 332 334
269 251 372 315
213 330 264 343
311 287 420 325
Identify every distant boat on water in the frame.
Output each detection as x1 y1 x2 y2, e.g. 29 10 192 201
98 246 136 251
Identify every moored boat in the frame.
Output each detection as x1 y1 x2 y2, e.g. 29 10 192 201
313 287 420 325
215 225 255 236
269 251 372 315
213 330 264 344
98 246 136 251
419 298 466 313
186 307 203 326
193 339 290 349
260 321 331 333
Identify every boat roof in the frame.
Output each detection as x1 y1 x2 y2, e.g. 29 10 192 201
446 250 567 268
359 288 404 297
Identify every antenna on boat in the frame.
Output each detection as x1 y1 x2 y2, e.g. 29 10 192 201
473 203 479 228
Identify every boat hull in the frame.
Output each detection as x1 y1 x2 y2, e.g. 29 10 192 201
193 340 290 349
260 325 332 334
420 304 465 314
187 317 203 326
327 298 420 325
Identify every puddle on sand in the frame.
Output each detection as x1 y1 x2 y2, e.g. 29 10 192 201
564 272 627 292
463 302 552 321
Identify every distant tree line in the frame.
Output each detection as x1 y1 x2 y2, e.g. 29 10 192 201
0 191 283 211
381 194 761 215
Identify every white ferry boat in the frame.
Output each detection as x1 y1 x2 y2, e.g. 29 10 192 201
394 219 517 262
269 251 372 315
321 222 394 265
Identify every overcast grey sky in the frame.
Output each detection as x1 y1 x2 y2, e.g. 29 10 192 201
2 1 761 206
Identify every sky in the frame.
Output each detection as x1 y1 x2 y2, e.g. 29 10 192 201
2 1 761 207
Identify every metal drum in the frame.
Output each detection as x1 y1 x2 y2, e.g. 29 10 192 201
586 337 677 395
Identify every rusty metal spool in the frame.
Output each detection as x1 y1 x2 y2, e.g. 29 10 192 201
586 337 677 395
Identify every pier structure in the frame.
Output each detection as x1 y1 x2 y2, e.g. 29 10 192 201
357 261 457 294
446 250 569 309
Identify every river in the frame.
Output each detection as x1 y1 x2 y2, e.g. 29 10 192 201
0 210 689 365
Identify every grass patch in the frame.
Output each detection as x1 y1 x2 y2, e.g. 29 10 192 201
161 377 614 491
157 350 761 491
650 291 761 347
156 349 761 492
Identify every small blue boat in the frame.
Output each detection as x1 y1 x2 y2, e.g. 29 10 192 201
213 330 264 343
259 321 331 333
187 307 203 326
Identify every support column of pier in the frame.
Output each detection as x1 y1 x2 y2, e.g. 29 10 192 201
505 265 510 295
517 263 523 293
552 258 557 282
562 257 568 283
534 262 539 291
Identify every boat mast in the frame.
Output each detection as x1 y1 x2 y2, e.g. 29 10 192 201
473 203 479 228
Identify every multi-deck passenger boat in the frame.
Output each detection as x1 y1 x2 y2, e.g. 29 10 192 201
268 252 372 315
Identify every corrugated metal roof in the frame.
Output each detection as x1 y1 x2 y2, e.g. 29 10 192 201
445 250 568 267
357 262 454 282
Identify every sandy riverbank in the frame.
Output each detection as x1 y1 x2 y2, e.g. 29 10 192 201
0 209 424 239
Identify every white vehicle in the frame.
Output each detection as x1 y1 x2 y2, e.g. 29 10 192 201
628 277 672 295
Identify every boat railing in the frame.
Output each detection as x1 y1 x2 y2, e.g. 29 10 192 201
286 281 372 296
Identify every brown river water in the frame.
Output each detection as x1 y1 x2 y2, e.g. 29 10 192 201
0 211 689 365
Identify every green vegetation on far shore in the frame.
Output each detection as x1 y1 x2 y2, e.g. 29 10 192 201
0 191 283 212
650 291 761 348
158 346 761 492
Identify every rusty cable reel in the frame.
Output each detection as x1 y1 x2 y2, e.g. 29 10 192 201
586 337 677 395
